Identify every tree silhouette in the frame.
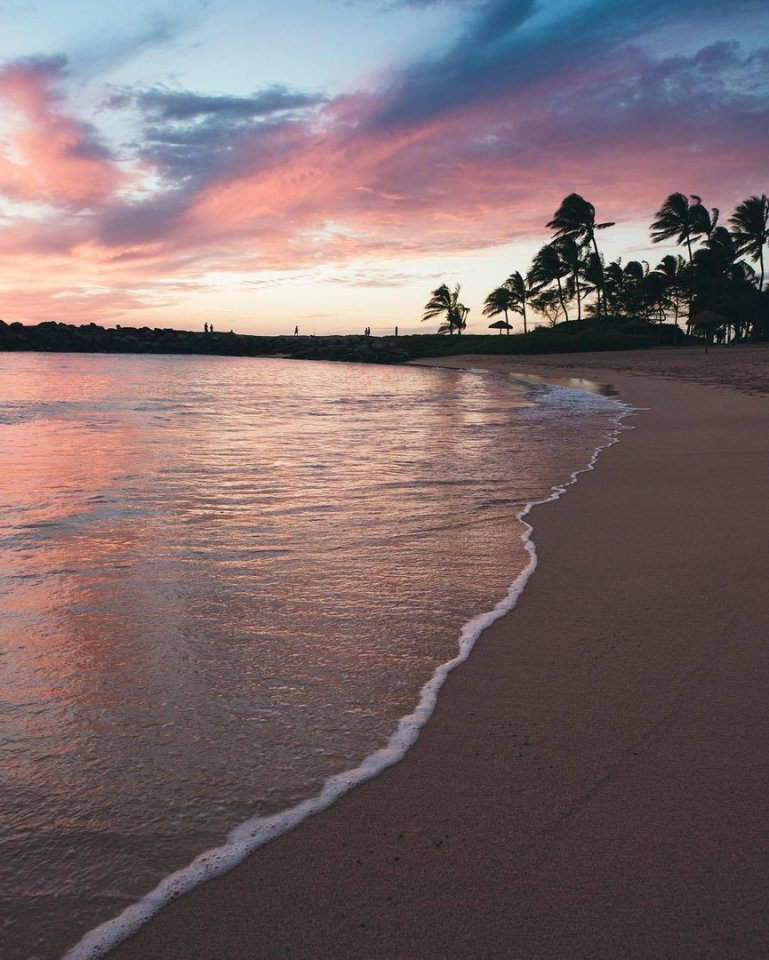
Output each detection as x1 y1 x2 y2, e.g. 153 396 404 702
553 236 585 320
506 270 534 334
695 227 754 285
482 286 515 334
604 259 645 317
547 194 614 318
651 193 719 331
639 269 672 327
529 243 570 322
421 283 468 335
651 254 689 327
418 189 767 343
729 194 769 291
580 252 606 318
650 193 715 264
529 288 563 327
691 227 758 340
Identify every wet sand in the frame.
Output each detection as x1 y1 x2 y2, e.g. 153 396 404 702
109 346 769 959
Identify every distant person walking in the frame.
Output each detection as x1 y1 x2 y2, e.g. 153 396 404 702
204 322 208 333
294 325 299 336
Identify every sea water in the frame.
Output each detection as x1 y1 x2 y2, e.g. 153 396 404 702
0 353 626 959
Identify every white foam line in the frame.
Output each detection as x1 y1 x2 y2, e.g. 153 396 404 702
62 383 637 960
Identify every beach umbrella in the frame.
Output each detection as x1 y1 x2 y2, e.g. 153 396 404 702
690 310 728 352
488 319 512 334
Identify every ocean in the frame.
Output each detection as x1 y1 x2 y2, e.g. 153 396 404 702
0 353 627 959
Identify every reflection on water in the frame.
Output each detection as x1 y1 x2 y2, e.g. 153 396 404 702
0 353 623 959
507 371 618 396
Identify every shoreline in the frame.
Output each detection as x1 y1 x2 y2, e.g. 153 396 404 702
62 362 628 960
106 349 768 959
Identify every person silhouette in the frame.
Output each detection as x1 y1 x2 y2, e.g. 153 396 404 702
294 325 299 336
204 322 208 333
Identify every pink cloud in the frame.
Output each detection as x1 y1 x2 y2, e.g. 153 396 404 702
0 19 767 328
0 57 123 211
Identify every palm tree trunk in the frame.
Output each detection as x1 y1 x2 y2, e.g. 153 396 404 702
522 302 528 334
684 232 694 338
590 235 604 319
574 271 582 320
555 277 569 322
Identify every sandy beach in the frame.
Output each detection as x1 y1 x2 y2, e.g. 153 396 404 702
108 346 769 960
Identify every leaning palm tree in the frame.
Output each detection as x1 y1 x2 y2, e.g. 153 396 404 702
553 236 585 320
547 194 614 317
529 243 570 322
650 193 715 264
422 282 467 335
651 193 716 333
482 286 515 334
729 194 769 290
506 270 534 334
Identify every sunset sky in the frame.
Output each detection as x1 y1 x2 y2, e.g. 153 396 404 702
1 0 767 335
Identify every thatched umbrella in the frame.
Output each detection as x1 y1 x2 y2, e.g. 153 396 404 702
691 310 728 352
488 319 512 335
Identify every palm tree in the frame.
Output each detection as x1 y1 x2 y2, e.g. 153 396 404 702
580 252 606 318
691 228 757 340
553 236 585 320
696 227 754 284
529 243 570 322
547 194 614 317
729 194 769 291
650 193 715 264
639 270 673 327
603 259 645 317
693 198 719 239
602 260 623 313
482 286 515 334
652 254 689 326
651 193 717 333
421 283 468 335
506 270 534 333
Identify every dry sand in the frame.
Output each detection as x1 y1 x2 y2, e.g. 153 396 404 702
109 346 769 960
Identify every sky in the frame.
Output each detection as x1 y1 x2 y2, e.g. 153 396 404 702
0 0 767 336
